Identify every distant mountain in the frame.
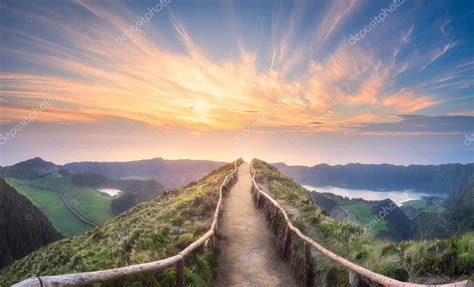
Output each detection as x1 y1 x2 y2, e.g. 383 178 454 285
0 157 58 180
0 179 62 268
273 162 474 194
62 157 225 188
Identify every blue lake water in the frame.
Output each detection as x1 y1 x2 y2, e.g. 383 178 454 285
303 185 446 206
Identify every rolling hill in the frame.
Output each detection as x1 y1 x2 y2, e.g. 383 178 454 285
0 179 62 268
5 171 166 236
0 157 58 180
5 174 114 236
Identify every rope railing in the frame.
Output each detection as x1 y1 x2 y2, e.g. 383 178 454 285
13 161 240 287
249 163 473 287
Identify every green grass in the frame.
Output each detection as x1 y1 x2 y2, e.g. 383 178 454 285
325 193 387 232
5 173 116 236
0 161 239 286
401 197 446 219
252 159 474 285
5 177 91 236
29 173 115 224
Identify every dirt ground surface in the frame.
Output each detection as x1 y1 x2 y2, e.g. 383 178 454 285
214 163 298 287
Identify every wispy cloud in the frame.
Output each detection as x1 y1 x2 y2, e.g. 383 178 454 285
421 41 458 70
401 24 414 43
0 0 471 138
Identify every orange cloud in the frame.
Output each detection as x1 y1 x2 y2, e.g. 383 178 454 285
0 1 441 135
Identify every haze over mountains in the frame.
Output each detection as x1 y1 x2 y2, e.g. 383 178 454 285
62 158 224 188
0 157 224 188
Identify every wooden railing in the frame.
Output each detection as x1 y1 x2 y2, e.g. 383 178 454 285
249 163 473 287
13 161 240 287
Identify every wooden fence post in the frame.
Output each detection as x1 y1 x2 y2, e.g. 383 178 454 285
304 242 312 287
349 270 360 287
271 206 278 228
281 225 292 259
176 259 185 287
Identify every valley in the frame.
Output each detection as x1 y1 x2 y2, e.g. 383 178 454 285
6 173 117 236
0 157 225 237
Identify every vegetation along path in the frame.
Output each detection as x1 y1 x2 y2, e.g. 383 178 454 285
215 163 297 287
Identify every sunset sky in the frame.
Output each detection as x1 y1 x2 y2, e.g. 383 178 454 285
1 0 473 166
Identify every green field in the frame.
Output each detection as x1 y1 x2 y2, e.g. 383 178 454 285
325 193 387 232
6 173 115 236
400 197 445 219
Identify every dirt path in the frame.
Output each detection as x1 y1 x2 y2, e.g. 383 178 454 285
215 163 298 287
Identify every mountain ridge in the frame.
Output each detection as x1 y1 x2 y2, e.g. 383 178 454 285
273 162 474 194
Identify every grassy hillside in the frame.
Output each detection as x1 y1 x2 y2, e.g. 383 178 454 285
323 193 387 232
32 173 115 223
253 159 473 285
0 161 238 286
5 170 166 236
5 177 92 236
5 173 115 236
445 175 474 233
401 197 446 219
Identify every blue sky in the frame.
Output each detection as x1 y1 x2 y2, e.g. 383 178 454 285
0 0 473 166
